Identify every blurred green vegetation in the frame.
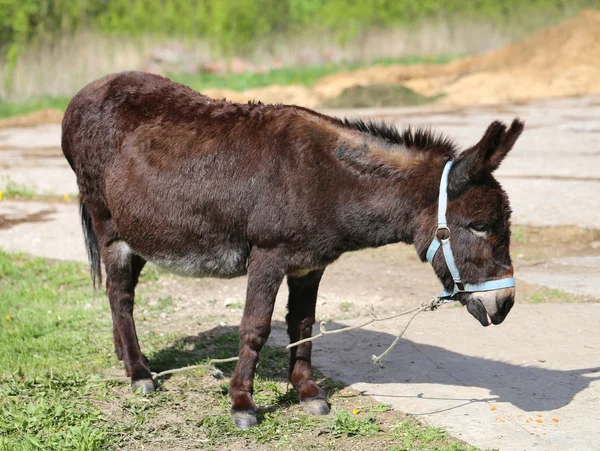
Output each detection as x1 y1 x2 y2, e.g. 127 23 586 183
2 0 599 67
170 54 455 91
0 56 455 119
0 96 70 118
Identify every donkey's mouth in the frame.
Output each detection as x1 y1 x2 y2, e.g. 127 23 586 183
466 298 493 327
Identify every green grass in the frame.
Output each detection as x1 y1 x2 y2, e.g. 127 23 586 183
512 226 528 244
340 301 352 313
0 177 37 199
170 55 455 93
390 418 480 451
0 249 119 450
529 288 573 304
329 410 380 437
0 97 70 119
0 56 455 120
0 249 482 450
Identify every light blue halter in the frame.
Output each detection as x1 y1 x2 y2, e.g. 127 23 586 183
426 161 515 299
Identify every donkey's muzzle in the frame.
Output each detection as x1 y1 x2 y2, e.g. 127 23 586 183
465 287 515 326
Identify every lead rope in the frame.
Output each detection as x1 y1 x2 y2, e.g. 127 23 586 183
83 296 444 384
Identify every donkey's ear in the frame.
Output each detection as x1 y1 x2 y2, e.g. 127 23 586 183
449 118 524 192
486 118 524 172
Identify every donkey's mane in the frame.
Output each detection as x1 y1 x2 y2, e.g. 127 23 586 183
340 118 457 157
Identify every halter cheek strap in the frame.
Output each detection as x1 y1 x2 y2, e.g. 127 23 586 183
426 160 515 299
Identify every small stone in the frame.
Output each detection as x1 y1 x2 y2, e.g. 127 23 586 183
160 312 167 319
219 321 227 327
224 298 237 307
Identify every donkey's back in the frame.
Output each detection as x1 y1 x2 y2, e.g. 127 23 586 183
62 71 346 281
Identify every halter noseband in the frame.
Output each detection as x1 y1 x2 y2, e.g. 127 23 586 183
426 160 515 299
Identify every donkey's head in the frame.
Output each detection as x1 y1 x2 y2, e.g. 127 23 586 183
417 119 524 327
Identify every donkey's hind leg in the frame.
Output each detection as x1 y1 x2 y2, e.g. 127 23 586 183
286 269 329 415
102 240 152 393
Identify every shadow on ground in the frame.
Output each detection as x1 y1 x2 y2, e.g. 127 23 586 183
147 320 600 414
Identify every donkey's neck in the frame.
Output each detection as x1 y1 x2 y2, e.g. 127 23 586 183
335 137 446 250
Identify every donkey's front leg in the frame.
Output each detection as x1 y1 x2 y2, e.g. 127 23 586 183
287 269 329 415
230 249 285 429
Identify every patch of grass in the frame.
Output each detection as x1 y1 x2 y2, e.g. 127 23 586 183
0 97 70 119
390 418 480 451
529 288 573 304
369 403 394 413
0 177 37 199
156 296 174 310
170 55 455 93
340 301 352 313
512 226 528 244
330 410 381 438
0 249 482 450
319 83 441 108
139 263 162 282
0 249 123 450
0 250 109 376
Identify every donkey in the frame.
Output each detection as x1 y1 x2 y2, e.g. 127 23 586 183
62 71 523 429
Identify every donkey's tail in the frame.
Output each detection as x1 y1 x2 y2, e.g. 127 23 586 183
80 200 102 288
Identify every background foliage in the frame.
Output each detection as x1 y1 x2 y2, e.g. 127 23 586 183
2 0 599 61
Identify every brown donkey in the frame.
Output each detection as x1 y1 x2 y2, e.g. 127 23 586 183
62 71 523 428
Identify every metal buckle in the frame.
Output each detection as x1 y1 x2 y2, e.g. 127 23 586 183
435 226 451 242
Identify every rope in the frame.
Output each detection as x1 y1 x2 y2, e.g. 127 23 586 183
87 296 445 384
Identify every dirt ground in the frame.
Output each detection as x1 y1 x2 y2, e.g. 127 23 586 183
1 95 598 449
93 223 595 450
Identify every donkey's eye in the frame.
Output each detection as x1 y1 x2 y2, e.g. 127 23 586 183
469 223 490 234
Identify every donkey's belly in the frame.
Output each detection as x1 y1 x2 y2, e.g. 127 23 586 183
133 243 248 278
113 216 249 278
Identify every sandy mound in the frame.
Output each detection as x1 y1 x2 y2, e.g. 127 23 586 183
317 9 600 105
0 109 64 128
213 10 600 107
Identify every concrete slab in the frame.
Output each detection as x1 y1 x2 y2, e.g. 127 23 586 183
303 303 600 451
0 125 61 148
554 256 600 268
0 125 76 195
519 271 600 297
0 201 85 262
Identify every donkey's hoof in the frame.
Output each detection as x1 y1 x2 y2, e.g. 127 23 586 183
301 396 330 416
131 378 155 395
231 408 258 429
